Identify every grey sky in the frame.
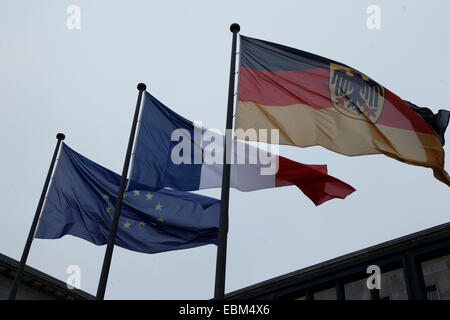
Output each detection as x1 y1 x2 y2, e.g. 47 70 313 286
0 0 449 299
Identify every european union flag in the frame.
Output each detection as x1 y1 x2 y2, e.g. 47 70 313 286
35 143 220 254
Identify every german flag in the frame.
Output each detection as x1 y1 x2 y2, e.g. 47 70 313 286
236 35 450 186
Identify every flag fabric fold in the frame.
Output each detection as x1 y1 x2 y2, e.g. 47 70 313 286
236 35 450 186
35 143 220 254
130 92 355 205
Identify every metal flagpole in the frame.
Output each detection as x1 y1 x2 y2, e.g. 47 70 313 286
125 91 146 191
96 83 146 300
8 133 66 300
214 23 240 299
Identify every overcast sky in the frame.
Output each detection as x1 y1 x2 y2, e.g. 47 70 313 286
1 0 449 299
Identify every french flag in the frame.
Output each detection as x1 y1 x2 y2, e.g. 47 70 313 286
130 92 355 205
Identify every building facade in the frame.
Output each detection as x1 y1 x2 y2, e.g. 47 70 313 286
226 222 450 300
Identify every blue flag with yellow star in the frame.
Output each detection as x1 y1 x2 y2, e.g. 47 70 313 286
35 143 220 254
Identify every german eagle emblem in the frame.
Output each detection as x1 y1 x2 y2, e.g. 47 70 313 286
329 63 385 122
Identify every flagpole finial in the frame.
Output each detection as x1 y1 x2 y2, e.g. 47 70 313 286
56 133 65 141
230 23 240 33
137 83 147 91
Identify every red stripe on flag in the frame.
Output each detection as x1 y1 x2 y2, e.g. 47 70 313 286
275 156 355 206
238 66 436 135
238 66 332 108
377 89 435 134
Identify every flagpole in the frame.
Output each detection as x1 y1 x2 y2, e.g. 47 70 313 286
8 133 65 300
96 83 146 300
214 23 240 299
